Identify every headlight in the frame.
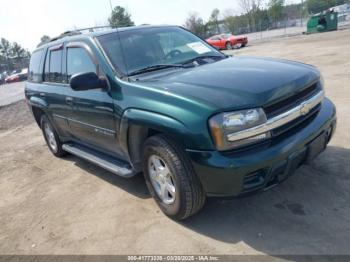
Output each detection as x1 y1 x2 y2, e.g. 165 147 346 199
209 108 270 151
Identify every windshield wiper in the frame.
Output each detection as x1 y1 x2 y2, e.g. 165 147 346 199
128 64 185 76
181 55 226 66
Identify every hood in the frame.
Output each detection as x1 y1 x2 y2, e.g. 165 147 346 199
134 56 320 111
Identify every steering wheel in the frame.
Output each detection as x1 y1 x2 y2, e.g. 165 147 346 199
165 49 182 59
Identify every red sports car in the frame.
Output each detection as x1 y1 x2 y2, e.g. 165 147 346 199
206 34 248 50
5 68 28 84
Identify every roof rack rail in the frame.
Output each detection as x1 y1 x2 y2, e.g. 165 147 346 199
37 26 115 46
49 30 82 42
70 25 115 33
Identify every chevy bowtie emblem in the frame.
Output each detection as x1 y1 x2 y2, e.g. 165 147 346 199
300 102 311 116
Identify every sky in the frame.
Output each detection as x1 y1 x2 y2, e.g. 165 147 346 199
0 0 300 51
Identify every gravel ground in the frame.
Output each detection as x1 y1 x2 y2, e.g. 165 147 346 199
0 29 350 256
0 100 33 131
0 82 25 106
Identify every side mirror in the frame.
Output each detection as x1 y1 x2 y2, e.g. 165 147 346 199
69 72 107 91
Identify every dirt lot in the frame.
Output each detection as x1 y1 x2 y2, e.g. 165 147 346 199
0 82 25 106
1 29 350 256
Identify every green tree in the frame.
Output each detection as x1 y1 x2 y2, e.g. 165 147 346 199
239 0 263 32
208 8 221 34
108 6 135 28
0 38 11 62
24 49 31 58
11 42 26 60
223 12 249 34
40 35 51 45
268 0 285 27
184 13 208 38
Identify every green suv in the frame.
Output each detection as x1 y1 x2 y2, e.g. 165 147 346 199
25 25 336 220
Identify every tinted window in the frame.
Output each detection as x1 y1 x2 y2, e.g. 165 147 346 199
67 48 96 80
46 49 63 83
96 35 126 74
28 50 43 82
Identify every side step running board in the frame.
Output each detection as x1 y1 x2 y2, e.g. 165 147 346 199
62 143 135 178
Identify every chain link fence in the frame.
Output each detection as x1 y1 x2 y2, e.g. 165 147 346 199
218 3 350 43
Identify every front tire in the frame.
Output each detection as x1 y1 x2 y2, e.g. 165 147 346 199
41 115 66 157
143 135 206 220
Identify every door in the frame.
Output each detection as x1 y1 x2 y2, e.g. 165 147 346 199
64 43 123 157
41 44 71 138
209 36 222 49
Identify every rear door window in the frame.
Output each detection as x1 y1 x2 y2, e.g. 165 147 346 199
44 48 63 83
49 50 63 83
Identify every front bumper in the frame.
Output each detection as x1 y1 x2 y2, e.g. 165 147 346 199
187 98 337 197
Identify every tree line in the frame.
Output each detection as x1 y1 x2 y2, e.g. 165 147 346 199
0 38 30 72
185 0 350 38
101 0 350 39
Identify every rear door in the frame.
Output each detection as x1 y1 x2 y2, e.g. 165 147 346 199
37 45 71 137
64 42 122 157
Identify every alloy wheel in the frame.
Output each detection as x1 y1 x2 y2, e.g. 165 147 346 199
148 155 176 205
44 122 58 153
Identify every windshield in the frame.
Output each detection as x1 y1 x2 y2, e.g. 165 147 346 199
97 26 224 76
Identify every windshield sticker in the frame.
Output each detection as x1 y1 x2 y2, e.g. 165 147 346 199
187 42 211 54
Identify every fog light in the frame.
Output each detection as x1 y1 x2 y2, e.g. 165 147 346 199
227 132 269 142
244 133 269 142
226 132 271 149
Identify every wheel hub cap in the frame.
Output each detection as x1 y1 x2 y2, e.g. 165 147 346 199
44 123 57 153
148 155 176 205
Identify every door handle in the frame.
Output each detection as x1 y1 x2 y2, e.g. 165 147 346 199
39 92 46 98
65 97 74 105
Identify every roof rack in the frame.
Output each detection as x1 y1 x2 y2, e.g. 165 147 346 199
70 25 115 34
37 26 116 47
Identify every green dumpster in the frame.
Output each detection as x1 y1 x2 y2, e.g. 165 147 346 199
307 11 338 34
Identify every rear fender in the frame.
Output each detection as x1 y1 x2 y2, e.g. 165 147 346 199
28 96 48 109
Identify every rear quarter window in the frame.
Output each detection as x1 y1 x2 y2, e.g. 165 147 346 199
28 50 44 82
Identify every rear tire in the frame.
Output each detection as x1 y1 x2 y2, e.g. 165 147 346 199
143 135 206 220
41 115 66 157
225 42 233 50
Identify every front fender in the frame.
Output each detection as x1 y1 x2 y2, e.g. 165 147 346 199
119 108 192 160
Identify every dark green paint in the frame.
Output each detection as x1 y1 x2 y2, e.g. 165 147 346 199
25 26 337 196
